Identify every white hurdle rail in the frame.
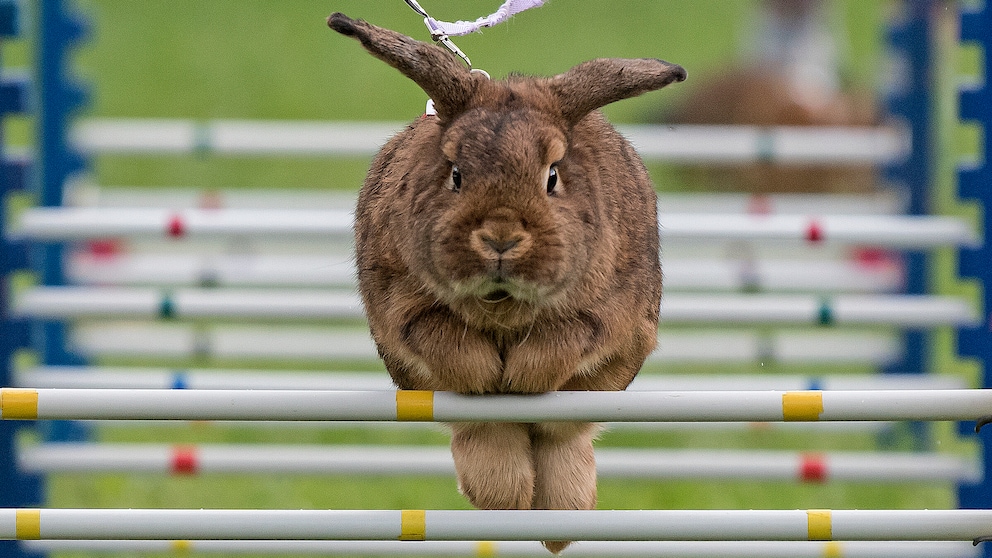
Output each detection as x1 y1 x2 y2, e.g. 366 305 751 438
15 366 967 391
11 288 978 326
4 388 992 423
9 370 903 432
65 250 906 293
17 443 980 483
3 508 992 542
71 119 911 164
67 323 906 365
64 182 912 214
7 367 960 433
10 206 979 248
19 539 983 558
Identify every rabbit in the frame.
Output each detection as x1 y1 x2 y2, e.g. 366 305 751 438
328 12 685 553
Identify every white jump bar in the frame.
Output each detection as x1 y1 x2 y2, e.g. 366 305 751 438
72 119 910 164
12 287 364 320
2 508 991 542
11 208 354 240
13 287 977 326
20 539 982 558
66 183 911 215
3 388 992 422
18 444 978 483
67 323 904 365
67 251 904 293
12 207 978 248
16 367 965 391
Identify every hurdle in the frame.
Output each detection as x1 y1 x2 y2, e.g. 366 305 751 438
4 388 992 423
67 323 906 365
11 288 978 326
12 206 978 247
15 366 967 391
18 444 979 483
72 118 909 164
18 539 984 558
65 251 906 292
65 182 912 214
4 508 992 542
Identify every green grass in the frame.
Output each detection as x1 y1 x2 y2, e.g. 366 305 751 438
8 1 975 556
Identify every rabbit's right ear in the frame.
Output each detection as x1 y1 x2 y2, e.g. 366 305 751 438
551 58 687 125
328 13 479 121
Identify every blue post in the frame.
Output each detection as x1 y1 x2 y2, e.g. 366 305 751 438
34 0 89 442
956 7 992 556
881 0 938 451
883 0 936 378
1 3 45 557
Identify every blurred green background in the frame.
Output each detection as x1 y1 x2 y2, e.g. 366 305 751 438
5 1 980 557
63 0 888 190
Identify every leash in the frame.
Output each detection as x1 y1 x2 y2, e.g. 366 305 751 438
403 0 546 69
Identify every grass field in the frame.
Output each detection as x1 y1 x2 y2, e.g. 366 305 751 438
7 1 979 557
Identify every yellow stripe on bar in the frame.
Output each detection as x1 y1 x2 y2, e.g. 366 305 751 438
783 391 824 421
15 509 41 540
476 541 498 557
170 540 193 553
807 509 832 541
399 509 426 541
1 389 39 420
823 540 844 558
396 390 434 421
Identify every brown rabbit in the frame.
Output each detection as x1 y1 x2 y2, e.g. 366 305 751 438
328 13 684 553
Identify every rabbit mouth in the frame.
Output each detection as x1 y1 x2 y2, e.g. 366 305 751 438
450 276 543 305
481 288 513 303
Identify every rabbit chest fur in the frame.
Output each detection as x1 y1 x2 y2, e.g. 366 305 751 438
329 12 684 553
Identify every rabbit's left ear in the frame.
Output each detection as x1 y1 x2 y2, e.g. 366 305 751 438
328 13 480 121
550 58 686 125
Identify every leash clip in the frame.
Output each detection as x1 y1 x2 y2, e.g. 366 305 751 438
404 0 473 68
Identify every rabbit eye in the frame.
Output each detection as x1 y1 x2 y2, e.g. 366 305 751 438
447 165 462 192
546 163 560 195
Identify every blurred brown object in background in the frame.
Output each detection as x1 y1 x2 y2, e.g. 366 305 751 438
663 0 882 194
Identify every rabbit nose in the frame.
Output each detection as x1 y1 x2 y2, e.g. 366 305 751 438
482 235 519 254
470 227 531 260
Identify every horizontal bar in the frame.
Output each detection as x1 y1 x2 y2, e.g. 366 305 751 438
28 374 890 431
10 207 354 241
2 509 991 541
67 251 905 293
68 252 357 288
71 324 382 362
77 419 892 433
657 213 978 248
660 294 976 326
13 288 977 326
16 367 966 391
18 443 978 483
67 183 911 215
20 539 981 558
13 287 364 320
71 119 910 164
3 388 992 422
622 124 911 164
85 237 891 269
12 207 978 248
68 323 904 365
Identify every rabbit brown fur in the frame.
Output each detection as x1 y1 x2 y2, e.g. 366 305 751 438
328 12 684 553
